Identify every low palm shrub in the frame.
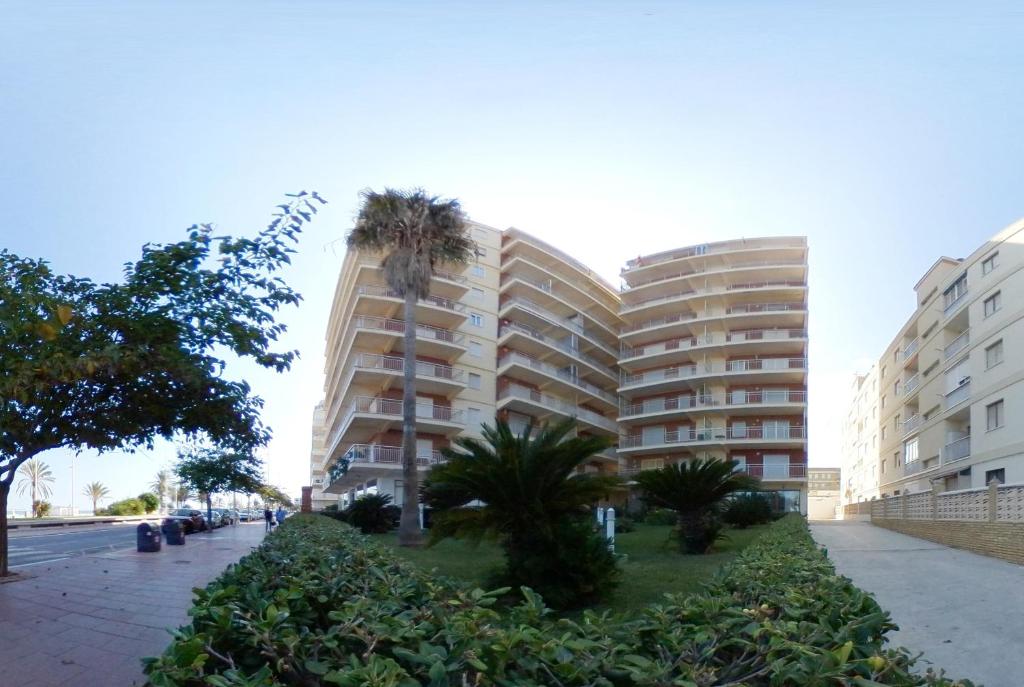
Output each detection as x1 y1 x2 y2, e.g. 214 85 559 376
144 514 973 686
723 493 773 528
344 493 400 534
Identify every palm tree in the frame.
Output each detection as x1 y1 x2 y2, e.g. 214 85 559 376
151 470 171 512
16 460 55 517
422 417 622 608
347 188 476 547
633 458 761 554
82 481 110 514
174 483 193 508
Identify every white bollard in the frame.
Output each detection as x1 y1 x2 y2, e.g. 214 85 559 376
418 503 425 530
605 508 615 553
596 507 605 527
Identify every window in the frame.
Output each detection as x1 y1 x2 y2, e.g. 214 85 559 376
468 373 481 390
881 394 887 409
904 437 919 464
982 252 998 274
470 312 484 327
894 413 901 432
986 340 1004 369
471 265 485 278
469 341 482 358
881 459 886 474
985 468 1005 485
894 380 901 396
467 407 481 426
943 274 968 311
471 287 484 301
881 426 887 440
984 291 1002 317
881 366 887 379
894 450 901 467
987 400 1004 430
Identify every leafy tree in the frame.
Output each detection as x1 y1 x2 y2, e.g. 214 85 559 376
137 492 159 514
422 418 622 609
34 501 51 518
151 470 172 512
175 446 263 529
16 460 55 517
107 498 146 515
0 192 324 576
82 481 110 513
633 458 761 554
258 484 293 508
346 188 475 547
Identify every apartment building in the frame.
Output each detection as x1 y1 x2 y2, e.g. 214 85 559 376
311 230 811 514
807 467 840 519
615 238 809 514
864 217 1024 496
840 366 880 505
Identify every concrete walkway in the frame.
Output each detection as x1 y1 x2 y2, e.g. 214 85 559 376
811 521 1023 687
0 522 265 687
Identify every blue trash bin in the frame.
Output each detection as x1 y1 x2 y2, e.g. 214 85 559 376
137 522 162 552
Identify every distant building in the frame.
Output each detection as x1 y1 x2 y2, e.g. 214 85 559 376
807 467 840 519
840 367 880 505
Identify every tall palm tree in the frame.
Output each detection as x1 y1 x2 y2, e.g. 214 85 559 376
633 458 761 554
174 483 193 508
16 460 55 517
151 470 171 512
82 481 110 514
422 418 622 608
347 188 476 547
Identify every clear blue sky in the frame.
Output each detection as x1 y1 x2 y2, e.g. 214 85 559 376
2 1 1022 511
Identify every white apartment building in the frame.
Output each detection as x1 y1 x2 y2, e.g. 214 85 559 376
840 366 880 505
851 217 1024 498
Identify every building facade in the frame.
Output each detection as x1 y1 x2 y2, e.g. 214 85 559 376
807 467 840 519
847 217 1024 498
311 230 811 513
839 366 880 505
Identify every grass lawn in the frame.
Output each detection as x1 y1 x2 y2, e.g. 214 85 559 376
371 522 771 614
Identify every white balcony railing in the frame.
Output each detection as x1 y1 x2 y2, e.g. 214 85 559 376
352 315 465 346
945 381 971 409
622 238 806 270
901 338 920 360
902 414 922 435
348 396 464 424
944 330 970 360
726 358 807 372
497 352 617 405
622 258 806 291
621 425 805 448
619 328 806 358
357 284 465 313
497 385 617 432
944 288 968 316
498 322 615 378
904 373 920 395
941 436 971 464
325 444 445 489
726 390 807 405
726 302 805 315
499 296 618 357
727 426 806 440
353 353 464 382
619 390 807 416
620 364 702 387
738 463 807 480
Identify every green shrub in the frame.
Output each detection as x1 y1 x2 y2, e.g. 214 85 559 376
34 500 51 518
107 497 146 515
343 493 399 534
614 513 637 533
144 514 973 686
723 493 773 528
643 507 678 526
137 492 159 513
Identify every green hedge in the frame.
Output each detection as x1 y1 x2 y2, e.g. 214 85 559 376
144 514 972 686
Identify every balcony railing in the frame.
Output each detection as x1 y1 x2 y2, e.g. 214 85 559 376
726 358 807 372
353 354 464 382
944 330 970 360
622 259 806 290
944 287 968 316
904 373 920 395
325 444 445 489
622 238 806 270
941 436 971 464
945 381 971 409
356 284 465 313
725 280 806 291
432 269 468 285
504 230 618 293
727 426 806 440
623 282 806 312
498 385 617 432
498 322 616 378
621 390 806 416
726 390 807 405
620 364 702 387
497 351 618 404
727 328 807 342
500 296 618 357
737 463 807 480
901 338 920 360
620 311 697 335
902 414 922 435
726 302 805 315
347 396 464 424
621 425 804 448
352 315 464 346
619 328 806 359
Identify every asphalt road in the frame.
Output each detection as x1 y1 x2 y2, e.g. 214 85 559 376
8 523 155 568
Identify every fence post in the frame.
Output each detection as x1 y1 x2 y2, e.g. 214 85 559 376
596 507 605 527
605 508 615 553
988 478 1001 522
930 489 938 521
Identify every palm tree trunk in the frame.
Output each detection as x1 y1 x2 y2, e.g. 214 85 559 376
398 290 423 547
0 482 9 577
206 493 214 533
30 479 36 518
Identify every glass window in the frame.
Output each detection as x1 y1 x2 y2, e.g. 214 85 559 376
470 313 484 327
987 400 1004 430
986 340 1004 369
471 265 485 278
943 274 968 310
469 341 482 358
982 252 998 274
468 373 481 390
984 291 1001 317
468 407 481 426
904 437 919 464
471 287 484 300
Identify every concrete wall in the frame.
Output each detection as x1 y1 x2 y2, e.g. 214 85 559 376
873 518 1024 565
808 494 839 520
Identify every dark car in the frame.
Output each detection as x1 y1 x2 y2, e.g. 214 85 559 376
165 508 207 534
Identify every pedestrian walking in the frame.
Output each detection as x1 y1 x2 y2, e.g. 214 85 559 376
264 507 273 532
275 505 286 527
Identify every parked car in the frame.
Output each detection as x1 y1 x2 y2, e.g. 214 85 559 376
165 508 207 534
208 509 230 528
238 510 251 522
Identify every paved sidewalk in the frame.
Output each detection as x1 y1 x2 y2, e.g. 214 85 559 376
812 521 1023 687
0 523 265 687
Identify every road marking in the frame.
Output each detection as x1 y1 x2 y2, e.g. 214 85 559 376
10 556 70 569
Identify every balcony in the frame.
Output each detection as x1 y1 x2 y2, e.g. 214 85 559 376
498 322 617 381
497 351 618 409
901 338 920 361
619 425 805 452
904 373 920 395
620 364 702 390
350 315 466 359
736 463 807 480
941 436 971 464
355 284 467 327
622 238 806 271
324 444 446 493
944 287 968 317
350 353 466 396
944 330 970 360
726 390 806 409
945 381 970 410
902 414 922 436
326 396 465 459
726 426 806 441
619 395 720 419
499 296 618 358
497 384 618 434
619 328 806 362
619 390 806 420
622 259 806 292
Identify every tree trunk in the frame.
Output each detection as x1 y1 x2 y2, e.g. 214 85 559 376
0 483 9 577
398 290 423 547
207 494 213 533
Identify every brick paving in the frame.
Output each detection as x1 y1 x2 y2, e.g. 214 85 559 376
0 523 265 687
